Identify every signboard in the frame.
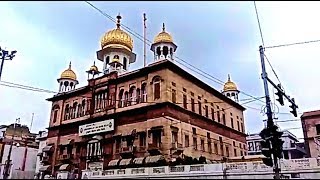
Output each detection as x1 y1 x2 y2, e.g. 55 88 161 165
79 119 114 136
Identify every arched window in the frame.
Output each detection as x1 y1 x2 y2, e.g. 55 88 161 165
136 88 140 104
65 104 70 120
70 82 74 89
114 55 119 59
153 76 161 100
129 86 136 106
231 93 235 97
64 81 69 92
73 102 78 119
227 93 230 97
170 48 173 57
106 56 110 64
163 46 169 58
141 83 147 103
124 91 129 107
82 99 86 116
118 89 124 108
123 57 127 70
156 47 161 56
77 104 81 118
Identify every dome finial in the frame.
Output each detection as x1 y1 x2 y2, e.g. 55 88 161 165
116 13 122 29
228 74 231 82
162 23 165 32
69 61 72 69
93 60 96 66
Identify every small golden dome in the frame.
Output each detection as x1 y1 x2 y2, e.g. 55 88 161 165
154 23 173 44
89 62 99 72
60 62 77 80
223 74 238 92
100 14 133 51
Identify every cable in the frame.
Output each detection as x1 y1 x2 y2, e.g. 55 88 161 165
265 39 320 49
84 1 266 106
253 1 265 47
264 54 282 87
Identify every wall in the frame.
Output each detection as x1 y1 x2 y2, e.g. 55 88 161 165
0 144 38 179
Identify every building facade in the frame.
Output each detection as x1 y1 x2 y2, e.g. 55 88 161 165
44 15 247 178
246 130 306 159
301 110 320 158
0 124 39 179
35 130 48 179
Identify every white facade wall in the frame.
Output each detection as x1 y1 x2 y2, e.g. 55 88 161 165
35 131 48 174
0 144 38 179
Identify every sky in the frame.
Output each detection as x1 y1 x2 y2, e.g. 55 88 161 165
0 1 319 141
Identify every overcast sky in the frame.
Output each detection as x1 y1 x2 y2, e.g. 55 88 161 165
0 1 318 140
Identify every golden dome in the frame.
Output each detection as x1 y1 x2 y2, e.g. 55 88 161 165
89 62 99 72
60 62 77 80
223 74 238 92
100 14 133 51
154 23 173 44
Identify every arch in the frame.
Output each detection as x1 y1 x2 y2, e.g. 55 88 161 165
156 46 161 56
227 93 230 97
231 92 235 96
118 89 124 108
152 75 161 83
77 104 81 118
136 88 141 104
163 46 169 58
129 86 136 105
65 104 70 120
141 83 147 103
82 99 86 116
123 57 127 70
114 55 119 59
70 82 74 88
52 104 60 110
170 47 173 55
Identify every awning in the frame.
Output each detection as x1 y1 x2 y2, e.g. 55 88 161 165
39 165 51 172
59 164 70 171
119 158 133 166
42 145 53 152
108 159 120 167
145 155 165 164
59 139 74 146
133 157 145 165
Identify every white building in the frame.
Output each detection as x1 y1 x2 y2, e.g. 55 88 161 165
246 130 306 159
34 130 48 179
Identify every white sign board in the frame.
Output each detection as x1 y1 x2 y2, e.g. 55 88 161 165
79 119 114 136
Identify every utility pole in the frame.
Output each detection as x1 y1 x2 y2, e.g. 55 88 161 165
3 118 20 179
259 46 280 179
143 13 147 67
0 46 17 81
259 45 299 179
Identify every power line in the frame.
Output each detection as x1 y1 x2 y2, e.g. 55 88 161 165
84 1 266 106
265 39 320 49
253 1 265 47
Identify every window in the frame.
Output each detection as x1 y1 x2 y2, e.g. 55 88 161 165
207 132 210 139
200 139 205 151
316 124 320 135
193 137 197 150
172 82 176 87
183 88 186 92
141 83 147 103
230 112 233 116
234 149 237 156
211 108 215 120
123 57 127 70
172 89 176 103
172 131 178 143
226 146 229 157
183 94 187 109
64 104 70 120
231 118 234 128
205 105 208 117
115 139 121 153
233 141 236 147
124 91 129 107
53 110 58 123
239 143 242 149
153 77 161 100
208 141 212 153
240 150 243 156
217 111 221 123
185 135 189 147
192 127 196 135
198 101 202 115
214 143 218 154
191 98 195 112
255 141 261 151
136 88 141 104
241 123 244 133
248 142 254 151
220 144 224 156
139 133 146 147
237 121 240 131
222 113 226 125
129 86 136 106
118 89 124 108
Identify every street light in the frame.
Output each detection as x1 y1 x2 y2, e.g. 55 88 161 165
0 46 17 81
3 118 20 179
